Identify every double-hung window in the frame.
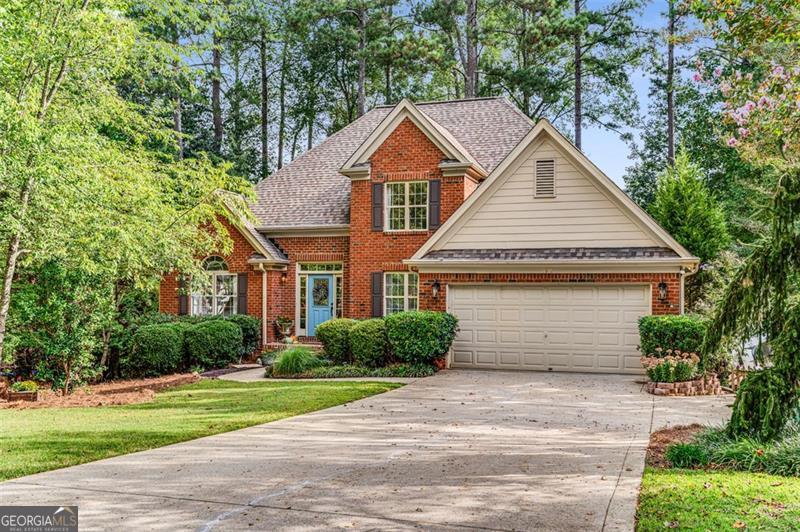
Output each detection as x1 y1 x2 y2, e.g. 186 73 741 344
191 256 238 316
386 181 428 231
384 272 419 314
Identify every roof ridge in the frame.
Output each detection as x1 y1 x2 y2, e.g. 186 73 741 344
373 96 503 109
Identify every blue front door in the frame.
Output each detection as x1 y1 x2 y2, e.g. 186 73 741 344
307 274 334 336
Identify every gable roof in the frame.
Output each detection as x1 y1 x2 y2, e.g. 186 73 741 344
251 98 533 228
341 99 487 177
410 119 697 266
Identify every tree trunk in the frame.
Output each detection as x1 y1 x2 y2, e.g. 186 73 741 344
212 33 223 155
385 63 392 103
307 116 313 151
666 0 676 165
259 28 269 180
173 52 184 160
465 0 478 98
277 43 288 169
357 8 368 117
573 0 582 150
0 175 33 362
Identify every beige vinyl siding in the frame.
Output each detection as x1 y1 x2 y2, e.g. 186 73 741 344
439 139 659 249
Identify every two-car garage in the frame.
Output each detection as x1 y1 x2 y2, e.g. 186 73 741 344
448 284 650 374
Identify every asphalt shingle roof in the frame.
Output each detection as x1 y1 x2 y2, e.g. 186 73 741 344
421 247 680 261
252 98 533 228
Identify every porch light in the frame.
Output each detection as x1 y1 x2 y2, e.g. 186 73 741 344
431 280 441 299
657 281 668 301
281 272 287 284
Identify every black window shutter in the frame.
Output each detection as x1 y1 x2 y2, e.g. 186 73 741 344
178 277 189 316
371 272 383 317
429 179 441 229
237 273 248 315
371 183 384 231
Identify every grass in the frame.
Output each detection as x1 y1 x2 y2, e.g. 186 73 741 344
637 468 800 531
0 379 401 481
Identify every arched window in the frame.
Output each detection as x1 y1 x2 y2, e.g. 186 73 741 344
191 256 238 316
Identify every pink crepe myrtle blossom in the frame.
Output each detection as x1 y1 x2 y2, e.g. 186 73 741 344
727 137 739 147
693 72 703 83
772 65 784 78
713 66 723 78
738 127 750 138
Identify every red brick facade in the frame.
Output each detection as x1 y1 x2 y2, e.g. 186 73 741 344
347 117 477 318
417 273 681 315
159 117 682 348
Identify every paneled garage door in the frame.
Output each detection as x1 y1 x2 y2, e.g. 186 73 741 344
449 284 650 374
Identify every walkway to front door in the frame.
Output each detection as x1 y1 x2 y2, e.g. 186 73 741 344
306 274 333 336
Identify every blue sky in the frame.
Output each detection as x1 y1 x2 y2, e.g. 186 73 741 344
581 0 672 186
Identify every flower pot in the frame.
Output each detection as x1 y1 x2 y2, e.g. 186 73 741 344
8 390 38 402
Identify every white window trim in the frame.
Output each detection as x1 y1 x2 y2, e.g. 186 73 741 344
383 272 419 315
295 263 344 336
385 181 428 232
191 259 238 316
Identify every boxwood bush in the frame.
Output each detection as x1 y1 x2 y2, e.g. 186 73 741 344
224 314 261 357
183 320 243 370
385 311 459 364
315 318 357 363
123 323 185 377
638 315 707 356
350 319 389 367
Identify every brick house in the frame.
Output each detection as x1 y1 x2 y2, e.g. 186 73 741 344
160 98 698 374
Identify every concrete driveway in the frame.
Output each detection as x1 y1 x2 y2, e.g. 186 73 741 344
0 370 730 531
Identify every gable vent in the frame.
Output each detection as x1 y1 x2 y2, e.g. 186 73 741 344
535 159 556 198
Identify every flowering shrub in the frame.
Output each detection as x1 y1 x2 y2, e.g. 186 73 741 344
641 351 701 383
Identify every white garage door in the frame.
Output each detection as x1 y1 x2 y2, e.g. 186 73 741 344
449 284 650 374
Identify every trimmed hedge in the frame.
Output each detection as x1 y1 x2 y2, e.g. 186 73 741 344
224 314 261 357
183 320 242 370
272 347 324 376
385 311 458 364
315 318 357 363
350 319 389 367
124 323 185 377
638 315 707 356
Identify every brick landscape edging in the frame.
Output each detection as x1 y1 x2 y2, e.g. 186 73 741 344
645 374 722 396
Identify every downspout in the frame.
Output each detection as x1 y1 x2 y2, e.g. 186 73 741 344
258 264 268 349
679 269 685 314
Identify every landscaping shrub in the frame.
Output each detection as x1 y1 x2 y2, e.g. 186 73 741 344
315 318 357 363
385 311 459 364
183 320 242 370
666 443 709 468
350 319 389 367
272 347 324 376
689 426 800 476
224 315 261 357
641 352 700 383
638 315 707 357
123 323 185 378
10 380 38 392
271 363 436 379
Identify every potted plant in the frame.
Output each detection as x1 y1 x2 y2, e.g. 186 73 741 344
8 380 39 402
274 316 293 341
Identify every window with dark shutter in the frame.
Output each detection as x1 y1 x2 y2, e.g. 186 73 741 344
371 183 384 231
535 159 556 198
237 273 248 315
371 272 383 317
428 179 441 229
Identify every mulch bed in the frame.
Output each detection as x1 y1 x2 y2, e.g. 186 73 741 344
647 424 706 468
0 373 200 410
200 366 259 378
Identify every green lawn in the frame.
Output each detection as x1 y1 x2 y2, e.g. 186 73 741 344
0 379 401 481
637 468 800 531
